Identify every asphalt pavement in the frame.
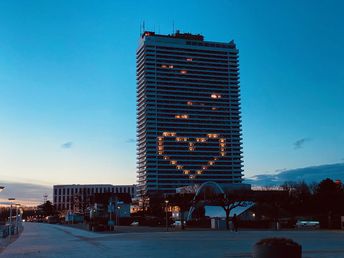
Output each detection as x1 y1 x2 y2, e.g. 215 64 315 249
1 223 344 258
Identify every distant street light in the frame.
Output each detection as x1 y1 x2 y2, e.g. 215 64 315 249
117 206 121 227
0 187 5 227
8 198 15 240
165 200 169 231
15 204 21 234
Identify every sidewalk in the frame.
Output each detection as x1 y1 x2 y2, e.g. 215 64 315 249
0 233 21 254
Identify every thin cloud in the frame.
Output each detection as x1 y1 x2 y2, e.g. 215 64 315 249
274 168 287 173
293 138 311 149
0 181 52 206
125 138 135 143
61 142 73 149
245 163 344 187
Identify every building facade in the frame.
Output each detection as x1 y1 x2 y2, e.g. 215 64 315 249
137 31 243 198
53 184 137 212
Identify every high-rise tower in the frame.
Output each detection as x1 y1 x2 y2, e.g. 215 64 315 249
136 31 243 198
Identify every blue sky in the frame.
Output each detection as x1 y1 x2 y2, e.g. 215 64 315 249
0 0 343 188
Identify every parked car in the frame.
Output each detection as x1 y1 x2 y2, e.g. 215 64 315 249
46 216 59 224
295 220 320 229
131 221 139 226
172 220 182 228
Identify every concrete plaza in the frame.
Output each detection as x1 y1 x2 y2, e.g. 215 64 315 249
1 223 344 257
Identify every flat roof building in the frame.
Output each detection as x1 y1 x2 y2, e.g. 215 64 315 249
137 31 243 198
53 184 137 213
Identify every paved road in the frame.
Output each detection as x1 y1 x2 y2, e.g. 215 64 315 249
1 223 344 257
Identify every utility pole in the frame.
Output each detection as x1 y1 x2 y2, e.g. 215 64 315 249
8 198 15 240
165 200 169 231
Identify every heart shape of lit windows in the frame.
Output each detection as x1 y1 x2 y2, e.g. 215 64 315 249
157 132 226 179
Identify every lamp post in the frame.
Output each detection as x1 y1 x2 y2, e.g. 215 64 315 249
0 187 4 232
116 206 121 227
165 200 169 231
15 204 21 234
8 198 15 239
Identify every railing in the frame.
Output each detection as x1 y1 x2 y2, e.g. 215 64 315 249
0 221 23 239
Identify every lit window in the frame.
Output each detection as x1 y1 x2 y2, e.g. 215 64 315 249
189 175 196 179
220 138 225 143
207 134 218 138
169 65 174 68
187 101 193 105
164 156 169 160
202 166 208 170
220 143 225 147
189 142 195 151
180 70 187 74
158 146 164 151
158 151 163 155
186 58 193 61
211 94 221 99
161 65 167 68
170 160 177 165
183 170 190 175
163 132 176 137
158 137 163 141
175 114 189 119
212 107 217 110
176 165 183 170
196 170 202 175
196 138 206 142
208 161 214 165
176 137 187 142
220 152 226 156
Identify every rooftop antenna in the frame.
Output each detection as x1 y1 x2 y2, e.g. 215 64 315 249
172 20 175 35
143 21 145 32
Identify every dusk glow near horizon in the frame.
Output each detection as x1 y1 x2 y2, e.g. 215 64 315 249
0 1 343 204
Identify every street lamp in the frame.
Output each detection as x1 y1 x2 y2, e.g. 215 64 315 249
0 187 4 229
15 204 21 234
165 200 169 231
8 198 15 240
116 206 121 227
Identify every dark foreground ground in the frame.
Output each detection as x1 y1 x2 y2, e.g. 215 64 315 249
1 223 344 257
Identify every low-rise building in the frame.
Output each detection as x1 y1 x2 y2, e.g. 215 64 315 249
53 184 137 213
